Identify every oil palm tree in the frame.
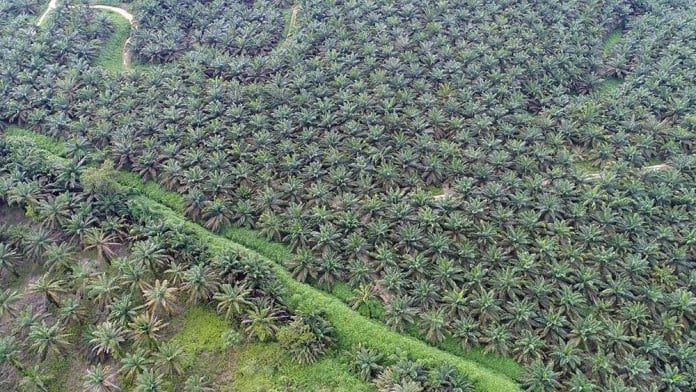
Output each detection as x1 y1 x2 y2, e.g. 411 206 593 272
83 364 120 392
119 348 152 383
28 321 71 362
142 279 178 317
133 369 164 392
28 274 66 308
153 341 187 377
242 302 279 342
83 228 119 264
0 243 19 277
89 321 126 360
128 312 167 350
213 282 252 320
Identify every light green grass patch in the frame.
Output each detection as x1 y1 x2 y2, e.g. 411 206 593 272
115 171 186 214
171 306 230 357
596 76 623 96
171 307 373 391
4 126 66 155
602 28 623 56
94 10 131 72
235 343 373 392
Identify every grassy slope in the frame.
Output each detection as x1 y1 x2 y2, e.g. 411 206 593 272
94 10 131 72
171 306 372 391
3 129 521 392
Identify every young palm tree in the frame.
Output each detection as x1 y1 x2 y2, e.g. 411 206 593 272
28 321 71 361
83 228 119 264
202 199 232 232
521 360 562 392
418 309 447 343
350 345 383 382
242 302 279 342
152 341 187 377
213 282 252 320
119 348 152 383
87 273 122 313
133 369 164 392
384 295 417 332
18 364 52 392
83 364 120 392
142 279 178 317
89 321 126 360
347 283 379 318
35 193 71 230
28 274 66 308
0 288 21 321
0 243 19 277
181 264 218 305
0 335 24 373
128 312 167 350
130 240 172 273
183 375 215 392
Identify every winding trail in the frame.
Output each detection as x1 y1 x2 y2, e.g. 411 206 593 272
36 1 135 69
288 3 300 37
36 0 57 26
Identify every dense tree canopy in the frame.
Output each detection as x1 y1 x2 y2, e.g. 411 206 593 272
0 0 694 390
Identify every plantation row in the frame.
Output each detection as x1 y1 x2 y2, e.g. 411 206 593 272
0 134 516 390
0 0 694 391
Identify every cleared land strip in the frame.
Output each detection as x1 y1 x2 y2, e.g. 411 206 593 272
36 0 57 26
288 3 300 36
582 163 672 181
3 129 521 392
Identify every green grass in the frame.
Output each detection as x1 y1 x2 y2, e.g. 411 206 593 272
4 126 66 156
171 306 373 391
575 159 600 173
115 171 186 214
224 227 294 262
3 130 522 392
235 342 372 392
602 28 623 56
171 306 231 358
425 185 445 196
94 11 131 72
596 76 623 96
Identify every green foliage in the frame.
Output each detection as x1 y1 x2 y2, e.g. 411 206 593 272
596 76 623 95
116 172 186 214
81 160 123 195
93 11 131 72
602 28 623 56
4 126 65 156
170 306 229 359
234 343 372 392
223 227 293 263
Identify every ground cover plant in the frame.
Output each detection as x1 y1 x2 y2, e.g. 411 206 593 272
0 0 695 391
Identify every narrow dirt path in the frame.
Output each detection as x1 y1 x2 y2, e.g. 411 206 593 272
89 4 134 23
288 3 300 37
36 0 57 26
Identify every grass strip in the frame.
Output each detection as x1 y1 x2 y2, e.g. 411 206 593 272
94 10 131 72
